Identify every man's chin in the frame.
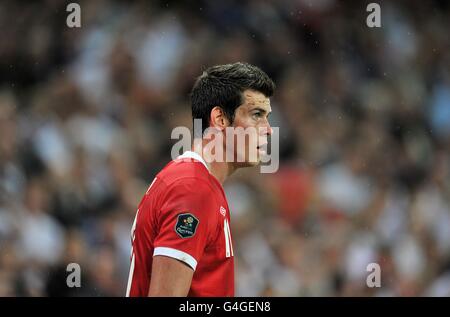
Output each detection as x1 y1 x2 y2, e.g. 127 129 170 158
234 158 261 168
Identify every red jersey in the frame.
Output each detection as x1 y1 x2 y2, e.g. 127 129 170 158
126 151 234 297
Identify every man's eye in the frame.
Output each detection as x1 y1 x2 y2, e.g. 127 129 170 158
252 112 262 119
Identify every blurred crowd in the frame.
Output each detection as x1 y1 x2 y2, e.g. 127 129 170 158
1 0 450 296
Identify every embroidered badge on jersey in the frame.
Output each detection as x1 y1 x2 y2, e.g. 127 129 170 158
175 213 199 238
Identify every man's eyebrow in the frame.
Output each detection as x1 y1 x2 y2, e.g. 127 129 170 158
251 107 272 115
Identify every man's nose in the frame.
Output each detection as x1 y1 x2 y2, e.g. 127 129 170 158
263 121 273 136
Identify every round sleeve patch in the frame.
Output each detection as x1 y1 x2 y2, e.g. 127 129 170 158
175 213 199 238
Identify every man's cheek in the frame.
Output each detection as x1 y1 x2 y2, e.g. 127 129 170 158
247 130 259 163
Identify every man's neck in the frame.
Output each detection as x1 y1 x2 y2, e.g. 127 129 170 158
192 139 236 184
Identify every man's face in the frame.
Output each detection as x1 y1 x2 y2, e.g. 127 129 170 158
225 89 273 167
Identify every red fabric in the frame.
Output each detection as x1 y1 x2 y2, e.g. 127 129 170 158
127 157 234 297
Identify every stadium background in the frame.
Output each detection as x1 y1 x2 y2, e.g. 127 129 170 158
0 0 449 296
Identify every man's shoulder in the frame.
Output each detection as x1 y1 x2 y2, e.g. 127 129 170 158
157 157 212 189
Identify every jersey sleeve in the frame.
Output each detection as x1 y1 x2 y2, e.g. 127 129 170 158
153 178 216 271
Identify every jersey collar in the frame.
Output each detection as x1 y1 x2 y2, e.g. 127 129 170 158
177 151 209 171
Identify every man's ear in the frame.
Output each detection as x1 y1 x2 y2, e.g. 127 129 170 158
210 106 230 131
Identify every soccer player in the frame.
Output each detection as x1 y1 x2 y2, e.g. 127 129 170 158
126 62 275 297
